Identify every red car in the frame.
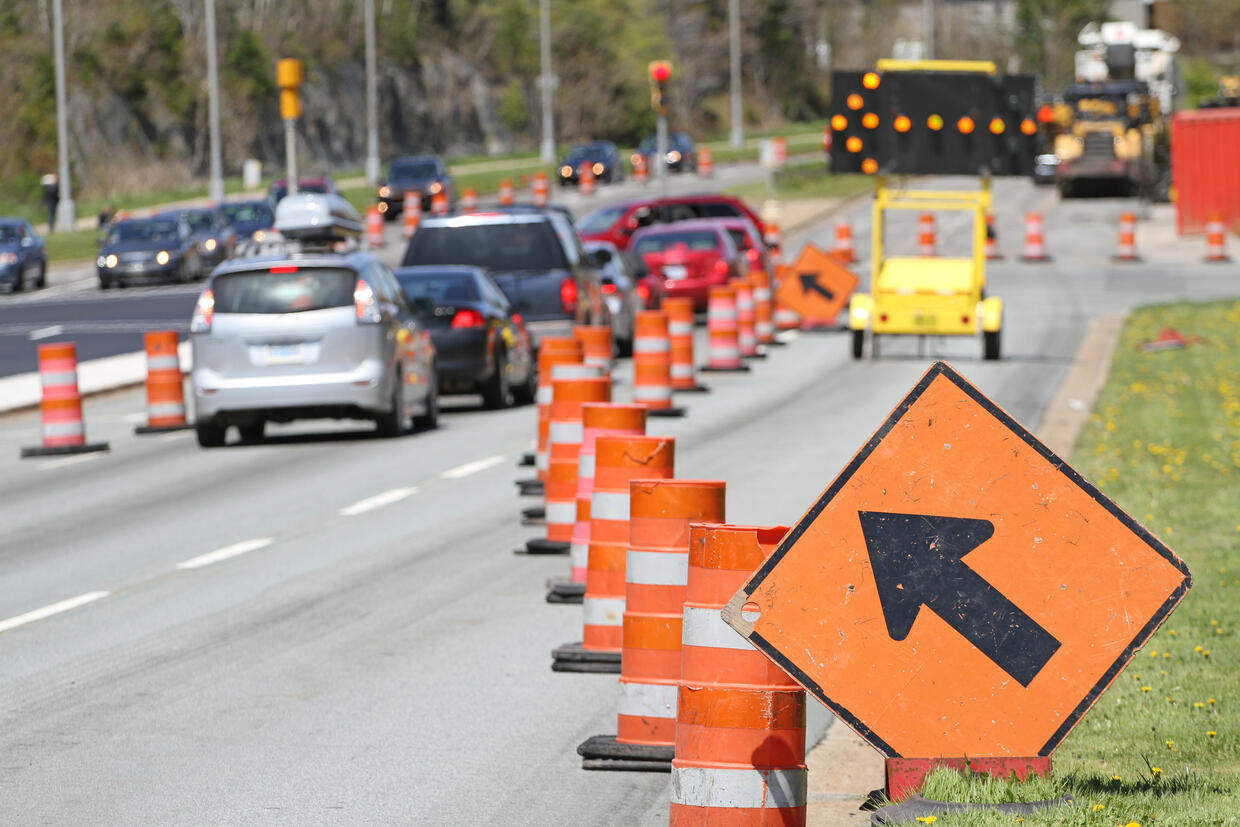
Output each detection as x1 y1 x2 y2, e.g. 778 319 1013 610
629 219 745 310
711 216 774 278
578 194 765 251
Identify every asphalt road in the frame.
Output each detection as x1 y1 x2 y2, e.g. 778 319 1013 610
0 178 1236 824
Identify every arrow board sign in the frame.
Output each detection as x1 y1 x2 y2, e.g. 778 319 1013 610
774 243 858 324
722 361 1190 758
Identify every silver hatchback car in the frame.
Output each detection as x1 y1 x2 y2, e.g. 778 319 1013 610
189 195 438 447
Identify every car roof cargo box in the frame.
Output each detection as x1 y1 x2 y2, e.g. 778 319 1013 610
274 194 363 242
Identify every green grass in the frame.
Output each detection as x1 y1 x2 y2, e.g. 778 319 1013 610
725 163 872 204
884 299 1240 825
45 229 106 264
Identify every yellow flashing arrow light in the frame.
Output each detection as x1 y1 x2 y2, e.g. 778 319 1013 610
861 158 879 174
847 94 865 110
958 116 976 134
831 114 848 132
894 115 912 133
927 114 944 131
846 136 863 153
862 72 881 90
989 117 1006 135
862 112 879 129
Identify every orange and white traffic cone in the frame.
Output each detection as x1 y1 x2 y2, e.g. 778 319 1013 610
633 155 648 185
579 164 596 197
670 523 806 825
134 331 191 434
1114 211 1140 262
460 187 478 213
633 310 685 418
365 206 385 248
750 270 776 346
523 372 611 555
552 434 674 672
918 213 936 256
573 325 612 371
547 402 649 603
763 220 782 254
402 191 421 239
698 146 713 178
833 218 855 263
532 172 550 207
985 213 1003 261
731 278 761 359
520 337 582 500
1205 212 1230 262
21 342 110 457
1021 212 1049 262
701 285 748 372
664 297 709 393
430 191 449 216
498 178 515 206
579 479 727 770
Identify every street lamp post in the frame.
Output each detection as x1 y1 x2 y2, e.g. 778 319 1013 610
538 0 556 163
364 0 381 187
51 0 75 231
729 0 743 149
205 0 225 203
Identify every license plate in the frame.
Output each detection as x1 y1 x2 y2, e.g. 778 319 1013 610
913 312 938 327
264 343 305 365
663 265 687 280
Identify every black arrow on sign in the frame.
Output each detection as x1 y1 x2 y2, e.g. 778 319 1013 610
858 510 1062 687
799 273 835 302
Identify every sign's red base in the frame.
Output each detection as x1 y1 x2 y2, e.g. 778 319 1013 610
885 756 1053 802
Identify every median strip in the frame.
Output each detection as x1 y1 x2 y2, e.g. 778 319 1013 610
0 590 111 634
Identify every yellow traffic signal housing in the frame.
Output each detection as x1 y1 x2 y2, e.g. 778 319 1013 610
277 58 303 120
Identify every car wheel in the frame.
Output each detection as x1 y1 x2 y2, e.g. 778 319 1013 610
414 367 440 430
375 372 407 438
10 268 21 293
238 420 265 443
99 275 113 290
480 348 513 410
178 258 194 284
616 333 634 358
196 421 227 448
36 261 46 289
851 329 866 360
983 328 1001 361
513 360 537 406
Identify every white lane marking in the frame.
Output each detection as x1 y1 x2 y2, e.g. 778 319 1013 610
441 454 506 480
177 537 274 570
37 453 102 472
0 591 111 634
338 486 418 517
28 324 64 341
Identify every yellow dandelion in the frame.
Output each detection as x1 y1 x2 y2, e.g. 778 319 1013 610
915 818 937 825
1205 650 1211 657
1093 803 1106 811
1168 629 1177 636
1150 650 1158 658
1112 775 1121 781
1209 730 1217 737
1196 645 1204 653
1151 767 1162 777
1211 619 1219 626
1209 698 1217 704
1166 740 1176 750
1141 685 1152 692
1166 697 1174 703
1196 702 1205 708
1163 652 1172 659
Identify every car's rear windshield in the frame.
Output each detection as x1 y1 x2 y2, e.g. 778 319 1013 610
404 222 566 272
223 203 273 225
108 220 180 244
391 160 439 179
578 206 626 235
395 271 480 303
213 267 355 314
633 231 719 254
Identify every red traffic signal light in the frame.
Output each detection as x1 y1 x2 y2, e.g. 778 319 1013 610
649 61 672 84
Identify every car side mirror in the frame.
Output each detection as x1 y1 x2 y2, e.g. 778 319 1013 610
590 249 612 268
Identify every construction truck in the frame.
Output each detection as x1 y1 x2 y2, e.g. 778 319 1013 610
1055 21 1179 199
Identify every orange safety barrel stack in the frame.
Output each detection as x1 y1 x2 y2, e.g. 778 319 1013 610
21 342 110 458
523 372 611 555
365 206 385 248
985 213 1002 261
573 325 613 371
1021 212 1050 262
498 179 515 206
431 190 449 216
579 164 596 197
917 213 936 257
134 331 192 434
833 218 855 263
633 311 686 418
552 434 674 672
1114 211 1140 262
633 154 649 185
698 146 714 178
731 278 761 359
402 191 422 239
460 187 478 212
749 271 777 347
547 402 648 604
517 337 583 501
664 297 710 393
671 523 806 826
532 172 550 207
1205 212 1231 262
579 479 726 771
701 285 749 373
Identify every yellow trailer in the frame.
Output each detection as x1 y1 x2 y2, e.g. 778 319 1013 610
848 176 1003 360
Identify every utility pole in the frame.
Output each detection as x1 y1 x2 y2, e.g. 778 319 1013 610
205 0 225 203
51 0 75 231
364 0 381 187
728 0 743 149
538 0 556 163
922 0 936 60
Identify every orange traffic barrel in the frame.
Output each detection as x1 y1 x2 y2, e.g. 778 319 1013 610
430 190 449 215
402 191 421 239
701 285 748 372
1021 212 1049 262
520 358 605 514
547 402 648 604
1205 212 1230 262
731 278 760 359
579 480 727 771
21 342 110 458
917 213 936 257
460 187 478 212
134 331 191 434
749 270 776 346
498 178 515 207
1115 211 1140 262
524 372 611 555
633 311 685 418
670 523 805 826
663 297 709 393
552 434 674 672
573 325 612 370
763 219 781 253
633 154 648 185
833 218 855 263
579 163 596 196
529 338 583 485
698 146 714 178
532 172 550 207
985 213 1003 261
365 206 385 248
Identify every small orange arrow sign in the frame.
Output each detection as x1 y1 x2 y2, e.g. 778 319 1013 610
774 243 858 326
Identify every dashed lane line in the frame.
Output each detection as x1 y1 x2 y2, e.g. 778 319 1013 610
176 537 274 570
338 486 419 517
0 591 111 634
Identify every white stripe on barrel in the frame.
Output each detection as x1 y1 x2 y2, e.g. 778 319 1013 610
627 549 688 586
634 338 670 354
682 606 752 651
583 596 625 626
544 501 577 525
548 420 584 445
590 490 630 521
618 681 678 718
671 767 808 809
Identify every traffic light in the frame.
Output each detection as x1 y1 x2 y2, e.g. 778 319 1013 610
277 58 303 121
649 60 672 114
828 63 1038 177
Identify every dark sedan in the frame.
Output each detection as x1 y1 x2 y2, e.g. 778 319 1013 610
558 141 625 186
221 200 275 243
0 218 47 293
378 155 454 218
97 217 194 288
631 131 698 174
159 207 235 277
394 265 536 409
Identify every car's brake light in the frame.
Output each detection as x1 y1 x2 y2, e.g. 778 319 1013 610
601 283 618 295
560 277 579 314
190 289 214 333
512 313 524 326
269 264 298 274
745 248 760 264
713 259 730 275
635 282 651 303
451 308 487 328
354 278 382 323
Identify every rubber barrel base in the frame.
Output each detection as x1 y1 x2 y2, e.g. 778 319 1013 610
673 384 712 393
699 364 751 373
21 442 110 458
577 734 673 772
518 452 535 467
545 578 586 603
517 538 570 555
645 407 686 418
551 641 621 673
134 423 195 435
516 479 544 497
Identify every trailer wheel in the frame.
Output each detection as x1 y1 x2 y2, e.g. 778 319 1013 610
851 329 865 360
983 328 1001 361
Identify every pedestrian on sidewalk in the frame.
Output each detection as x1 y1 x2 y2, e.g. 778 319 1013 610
41 174 60 233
